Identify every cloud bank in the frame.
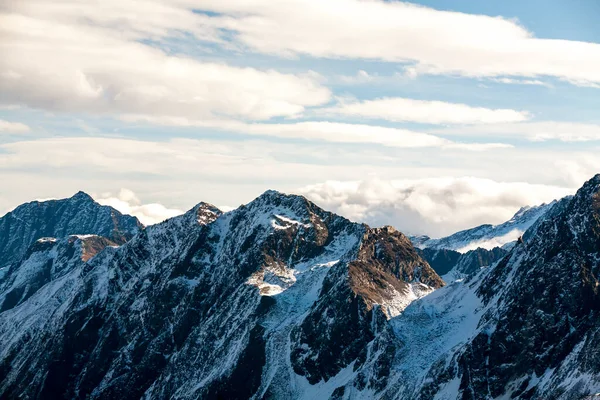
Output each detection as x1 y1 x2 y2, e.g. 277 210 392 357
196 0 600 86
95 189 183 226
0 7 330 121
299 177 574 237
0 119 30 133
123 115 510 150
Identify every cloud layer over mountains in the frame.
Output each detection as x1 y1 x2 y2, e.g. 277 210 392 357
299 177 573 237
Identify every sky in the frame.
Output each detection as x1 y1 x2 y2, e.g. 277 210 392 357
1 0 600 237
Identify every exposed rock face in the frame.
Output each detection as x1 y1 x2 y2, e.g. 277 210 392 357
349 226 443 316
0 191 440 399
0 191 143 269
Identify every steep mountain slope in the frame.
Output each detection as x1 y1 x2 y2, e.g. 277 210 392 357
412 201 556 253
0 191 143 271
380 174 600 399
0 191 442 400
0 235 117 313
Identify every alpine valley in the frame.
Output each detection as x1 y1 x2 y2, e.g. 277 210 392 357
1 175 600 400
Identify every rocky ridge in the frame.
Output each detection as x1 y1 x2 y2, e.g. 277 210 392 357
0 190 441 399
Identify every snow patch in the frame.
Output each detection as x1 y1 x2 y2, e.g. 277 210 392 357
271 214 312 230
455 228 524 253
36 237 57 243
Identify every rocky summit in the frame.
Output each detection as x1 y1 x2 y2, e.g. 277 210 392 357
0 176 600 399
0 191 143 271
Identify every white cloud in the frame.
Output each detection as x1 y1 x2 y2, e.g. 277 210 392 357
554 155 600 188
337 70 375 84
193 0 600 87
0 136 375 183
1 136 593 193
332 70 415 87
2 0 599 139
0 136 597 227
0 119 30 133
443 142 513 151
319 97 530 124
299 177 574 237
434 121 600 142
0 8 330 121
122 114 511 149
489 77 553 88
95 188 183 225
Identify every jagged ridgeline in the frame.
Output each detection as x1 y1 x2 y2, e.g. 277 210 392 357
0 175 599 399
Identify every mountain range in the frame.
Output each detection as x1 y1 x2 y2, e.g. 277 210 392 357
0 176 599 399
411 201 556 253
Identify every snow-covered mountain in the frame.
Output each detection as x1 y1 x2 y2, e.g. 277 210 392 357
411 202 557 282
1 175 600 399
412 201 556 253
384 174 600 399
0 191 143 271
0 190 442 399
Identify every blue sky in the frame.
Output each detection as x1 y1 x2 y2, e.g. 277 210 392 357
416 0 600 42
0 0 599 236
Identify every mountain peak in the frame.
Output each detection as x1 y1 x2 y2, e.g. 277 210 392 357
244 189 318 219
70 191 94 202
580 173 600 195
190 202 222 225
0 192 143 268
415 200 557 253
256 189 308 204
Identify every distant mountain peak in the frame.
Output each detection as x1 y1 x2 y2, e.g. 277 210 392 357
413 200 558 253
253 189 311 208
0 193 143 268
580 172 600 196
70 190 94 202
188 202 222 225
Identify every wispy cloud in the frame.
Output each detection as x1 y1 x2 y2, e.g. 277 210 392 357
0 119 30 133
336 70 375 84
488 77 553 88
319 97 530 125
0 9 330 122
193 0 600 87
433 121 600 142
121 114 511 150
95 189 183 225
